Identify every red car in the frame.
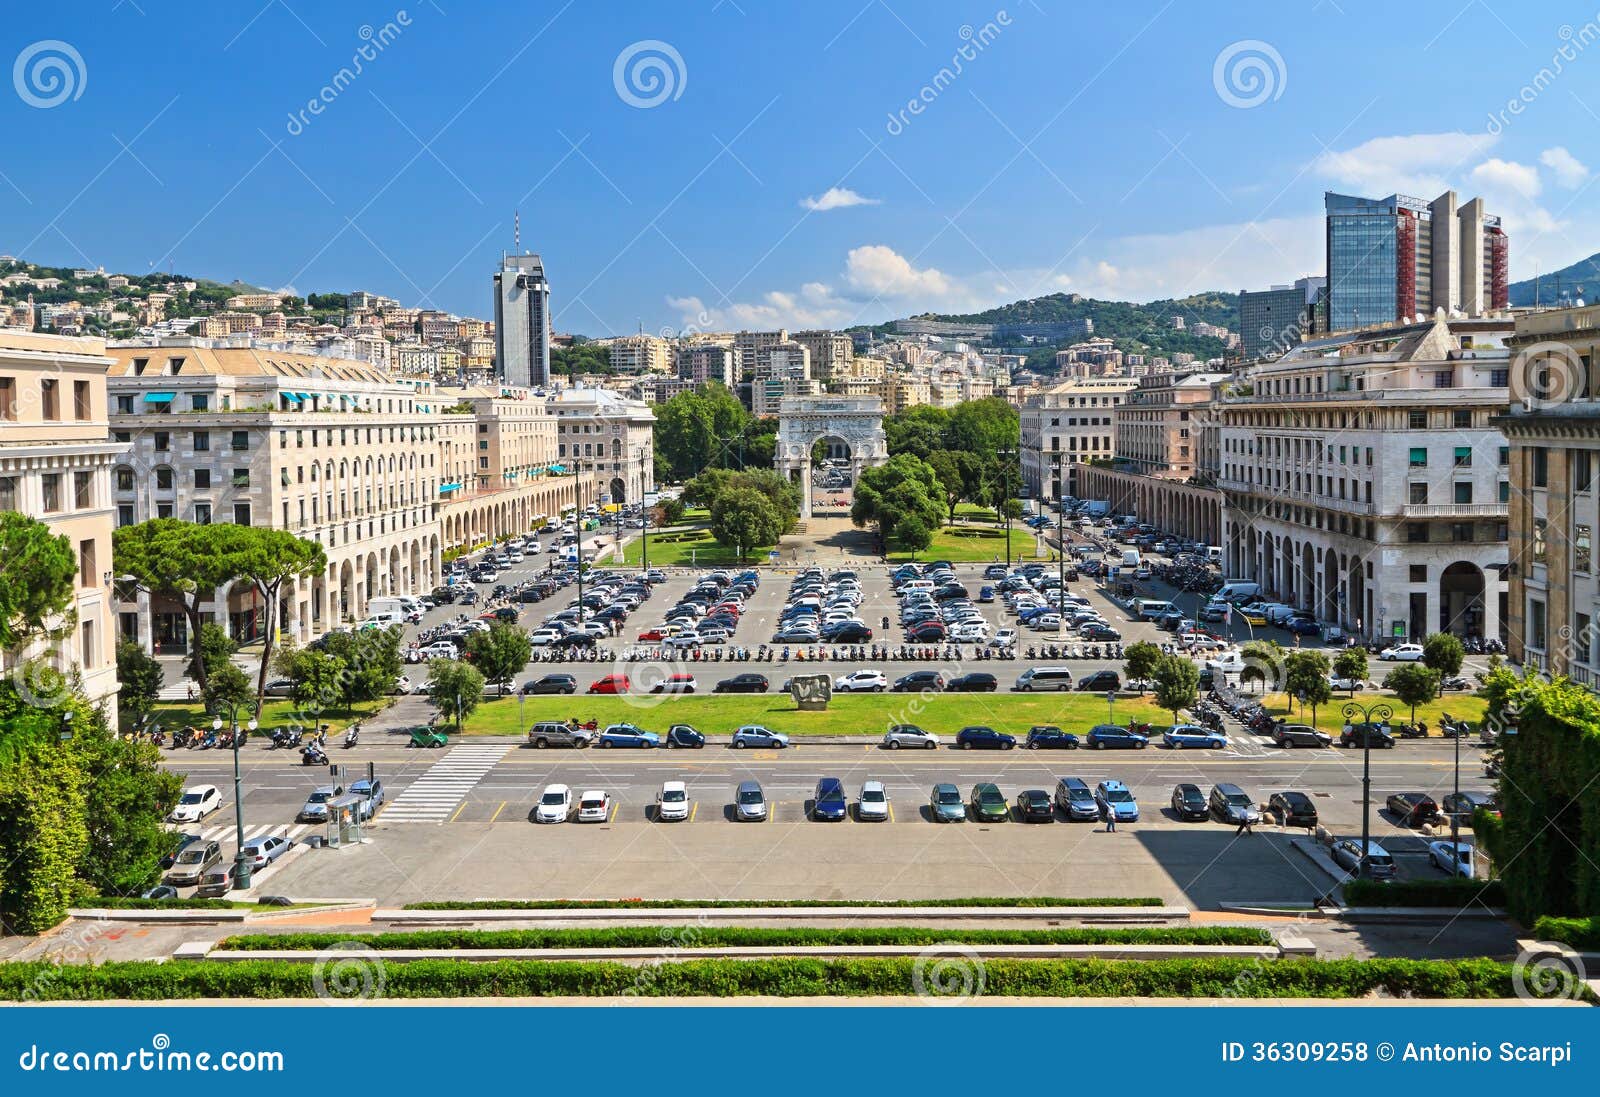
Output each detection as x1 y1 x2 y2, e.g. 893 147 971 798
588 673 630 695
637 628 666 641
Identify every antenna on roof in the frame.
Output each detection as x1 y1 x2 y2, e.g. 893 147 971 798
514 211 521 252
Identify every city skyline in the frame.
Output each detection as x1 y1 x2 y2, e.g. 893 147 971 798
1 3 1597 337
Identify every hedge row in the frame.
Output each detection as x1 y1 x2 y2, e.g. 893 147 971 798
0 957 1571 1000
220 925 1271 951
79 897 237 911
400 896 1164 911
1344 879 1507 908
1531 915 1600 951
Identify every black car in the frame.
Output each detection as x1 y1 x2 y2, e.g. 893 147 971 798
1170 783 1208 821
1080 624 1121 642
1340 722 1394 749
933 584 969 602
955 725 1016 750
823 622 873 643
892 670 945 692
1386 792 1441 827
521 674 577 695
664 724 706 748
906 620 948 642
714 673 769 694
945 672 998 693
1268 791 1318 828
1025 725 1080 750
1075 669 1122 692
1016 789 1055 822
1441 790 1499 821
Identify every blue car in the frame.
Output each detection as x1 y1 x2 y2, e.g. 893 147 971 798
1096 779 1140 821
978 585 995 603
983 564 1008 580
1283 616 1322 637
956 726 1016 750
1085 724 1149 750
1025 725 1081 750
597 724 661 748
1162 724 1227 749
811 778 849 821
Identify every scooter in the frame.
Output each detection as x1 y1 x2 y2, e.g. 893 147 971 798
344 724 360 748
301 744 329 767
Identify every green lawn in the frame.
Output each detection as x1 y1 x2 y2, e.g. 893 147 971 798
133 698 390 736
459 691 1174 737
889 523 1047 563
1254 691 1488 734
616 528 769 567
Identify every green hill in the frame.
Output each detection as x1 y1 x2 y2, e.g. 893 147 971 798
1509 252 1600 307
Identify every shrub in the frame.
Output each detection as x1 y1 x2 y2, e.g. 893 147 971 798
1530 916 1600 950
400 896 1164 910
78 896 237 910
1344 879 1507 908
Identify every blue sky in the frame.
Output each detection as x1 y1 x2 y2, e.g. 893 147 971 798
2 0 1597 333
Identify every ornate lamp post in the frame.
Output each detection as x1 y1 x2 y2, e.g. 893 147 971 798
1341 699 1393 878
212 705 259 890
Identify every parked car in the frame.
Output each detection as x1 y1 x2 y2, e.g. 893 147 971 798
298 786 337 823
239 834 294 870
955 725 1016 750
1162 724 1227 749
1340 722 1395 749
1025 725 1080 750
597 724 660 748
588 672 630 694
535 784 573 823
1095 779 1139 822
195 862 240 898
1441 790 1499 822
164 839 222 887
1016 788 1054 823
1267 791 1319 828
882 724 938 750
527 721 594 749
1331 838 1396 879
811 778 849 821
1378 643 1425 661
1075 669 1122 692
892 670 945 692
714 673 769 694
1209 783 1260 825
1085 724 1148 750
731 725 790 749
1273 723 1332 749
1054 777 1099 821
834 670 888 693
857 780 890 821
734 780 768 822
348 777 385 821
576 790 612 823
656 781 691 822
169 784 221 824
1169 783 1209 821
160 832 203 870
1386 792 1441 827
929 782 967 822
969 782 1010 822
664 724 706 748
649 673 698 695
1428 840 1475 877
944 671 998 693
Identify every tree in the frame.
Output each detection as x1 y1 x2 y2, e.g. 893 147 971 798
1123 641 1163 694
113 520 256 695
1239 639 1284 693
852 455 947 554
0 512 78 650
681 467 735 510
319 627 403 712
895 515 933 559
285 647 347 718
1284 650 1332 728
710 487 783 562
203 662 254 716
466 622 532 696
116 641 164 726
947 397 1020 455
926 450 980 523
1332 647 1369 695
1150 653 1199 724
232 528 326 717
884 405 950 458
72 723 181 896
655 497 686 526
1385 664 1441 728
1422 632 1465 693
653 385 753 479
427 659 485 731
197 622 237 681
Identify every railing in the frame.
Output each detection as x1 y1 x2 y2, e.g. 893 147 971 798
1397 502 1508 519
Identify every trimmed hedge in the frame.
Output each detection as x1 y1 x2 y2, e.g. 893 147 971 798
220 926 1271 951
80 897 237 910
0 957 1575 1000
401 896 1164 911
1344 879 1506 908
1531 915 1600 951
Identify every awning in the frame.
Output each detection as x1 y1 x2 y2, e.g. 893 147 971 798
439 482 461 493
292 392 310 401
141 392 175 403
549 464 567 473
281 392 304 403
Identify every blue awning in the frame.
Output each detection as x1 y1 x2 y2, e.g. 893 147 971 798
549 464 566 474
292 392 310 401
281 392 303 403
439 482 461 493
141 392 175 403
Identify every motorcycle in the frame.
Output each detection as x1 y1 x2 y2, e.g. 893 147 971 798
301 744 329 767
344 724 360 748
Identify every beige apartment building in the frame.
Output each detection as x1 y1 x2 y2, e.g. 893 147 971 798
0 331 121 720
606 334 674 375
792 330 853 386
1114 370 1229 479
1019 376 1139 499
1497 303 1600 684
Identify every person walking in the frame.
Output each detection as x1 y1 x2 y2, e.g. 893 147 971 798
1098 793 1116 833
1235 813 1254 837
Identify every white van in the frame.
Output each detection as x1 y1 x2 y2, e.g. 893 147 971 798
1137 599 1176 621
1122 549 1142 569
1206 546 1223 565
1013 666 1075 692
1215 581 1260 603
899 580 935 597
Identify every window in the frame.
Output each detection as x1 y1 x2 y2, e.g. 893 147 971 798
116 504 134 527
1454 482 1473 504
232 469 249 489
1533 517 1548 563
1433 370 1454 388
1409 482 1428 504
193 431 209 452
194 469 210 489
115 466 134 492
1529 599 1547 650
1499 445 1510 466
194 503 211 525
0 476 14 510
0 377 14 419
1409 564 1428 583
155 467 173 491
1453 410 1472 428
1577 451 1594 493
154 431 170 452
1578 524 1593 574
78 538 95 587
191 394 209 411
1533 447 1549 487
73 471 92 508
1406 522 1428 543
81 619 96 670
116 394 134 414
231 430 249 451
1491 368 1509 387
40 378 59 420
1451 522 1473 543
1408 411 1427 429
74 380 91 420
1409 447 1427 468
233 503 252 526
1579 614 1593 664
156 503 172 519
1453 446 1472 468
41 473 62 512
1499 480 1510 502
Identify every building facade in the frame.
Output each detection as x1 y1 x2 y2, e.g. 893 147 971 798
1020 376 1139 500
548 386 655 506
678 343 735 388
1239 277 1324 360
1114 371 1227 480
0 331 121 720
493 252 551 389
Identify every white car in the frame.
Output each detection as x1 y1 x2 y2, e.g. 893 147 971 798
949 623 989 643
989 627 1018 649
169 784 221 823
656 781 691 822
834 670 888 693
576 790 611 823
527 629 564 646
535 784 572 823
857 780 890 821
1428 840 1475 878
525 540 542 554
1328 675 1366 691
1379 643 1425 662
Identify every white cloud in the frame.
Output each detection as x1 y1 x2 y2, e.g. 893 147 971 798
1471 158 1541 199
843 244 953 298
1541 146 1589 188
1313 131 1499 197
798 186 880 212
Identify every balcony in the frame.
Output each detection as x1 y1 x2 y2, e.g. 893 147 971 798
1217 477 1375 515
1397 502 1507 519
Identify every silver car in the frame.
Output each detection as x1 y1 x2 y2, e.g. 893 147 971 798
882 724 938 750
734 780 768 821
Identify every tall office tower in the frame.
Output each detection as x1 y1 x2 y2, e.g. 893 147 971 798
1325 190 1507 332
1239 276 1325 360
494 252 550 388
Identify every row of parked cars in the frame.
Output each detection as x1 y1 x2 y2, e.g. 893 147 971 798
638 568 762 647
771 567 874 644
998 566 1120 642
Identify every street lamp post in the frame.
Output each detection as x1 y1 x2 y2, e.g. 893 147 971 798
1341 699 1393 878
638 445 650 576
1001 445 1015 572
1053 456 1066 642
212 706 259 890
1106 690 1116 726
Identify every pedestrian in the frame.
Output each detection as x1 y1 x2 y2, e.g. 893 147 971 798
1235 814 1254 837
1099 794 1116 833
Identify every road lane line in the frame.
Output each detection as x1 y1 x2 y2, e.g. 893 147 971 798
488 800 507 823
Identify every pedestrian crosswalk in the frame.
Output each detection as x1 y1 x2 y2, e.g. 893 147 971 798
380 743 511 822
190 822 314 845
